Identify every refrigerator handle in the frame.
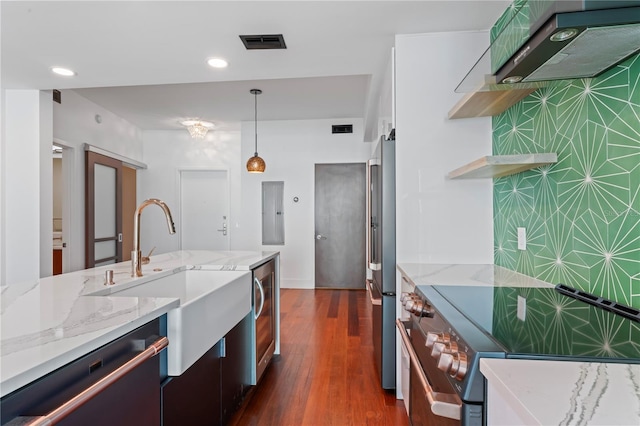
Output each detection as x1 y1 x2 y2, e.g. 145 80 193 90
366 159 371 269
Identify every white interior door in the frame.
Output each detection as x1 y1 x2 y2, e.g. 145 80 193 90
180 170 230 250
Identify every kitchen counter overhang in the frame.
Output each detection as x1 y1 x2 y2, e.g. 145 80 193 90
0 250 278 398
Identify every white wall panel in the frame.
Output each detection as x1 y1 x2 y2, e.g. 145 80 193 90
3 90 41 285
395 31 493 265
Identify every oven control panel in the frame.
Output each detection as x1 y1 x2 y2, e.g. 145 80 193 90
401 291 473 382
400 292 434 317
425 332 469 380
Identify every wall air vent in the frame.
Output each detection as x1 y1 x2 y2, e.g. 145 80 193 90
239 34 287 50
332 124 353 134
53 90 61 104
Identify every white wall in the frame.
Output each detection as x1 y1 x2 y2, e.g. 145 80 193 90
0 88 144 283
238 119 372 288
2 91 45 284
395 30 493 264
140 120 371 289
50 90 144 273
138 129 242 255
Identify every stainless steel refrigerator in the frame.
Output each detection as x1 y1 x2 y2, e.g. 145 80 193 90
366 131 395 390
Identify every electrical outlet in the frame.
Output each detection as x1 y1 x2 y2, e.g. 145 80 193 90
517 296 527 321
517 227 527 250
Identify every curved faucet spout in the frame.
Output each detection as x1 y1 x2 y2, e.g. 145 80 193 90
132 199 176 277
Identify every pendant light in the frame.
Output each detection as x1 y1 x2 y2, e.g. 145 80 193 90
246 88 266 173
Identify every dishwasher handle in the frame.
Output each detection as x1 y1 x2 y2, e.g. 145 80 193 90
9 336 169 426
395 319 462 420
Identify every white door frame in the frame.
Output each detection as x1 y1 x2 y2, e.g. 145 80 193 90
53 138 75 274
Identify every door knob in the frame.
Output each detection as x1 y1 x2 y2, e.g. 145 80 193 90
316 234 327 240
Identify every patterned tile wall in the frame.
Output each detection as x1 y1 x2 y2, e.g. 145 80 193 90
492 53 640 308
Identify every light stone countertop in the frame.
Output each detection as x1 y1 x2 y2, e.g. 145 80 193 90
0 250 278 398
481 358 640 425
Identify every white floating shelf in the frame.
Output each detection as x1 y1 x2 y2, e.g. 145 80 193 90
448 153 557 179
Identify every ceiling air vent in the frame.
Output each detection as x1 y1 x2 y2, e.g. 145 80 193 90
332 124 353 134
239 34 287 50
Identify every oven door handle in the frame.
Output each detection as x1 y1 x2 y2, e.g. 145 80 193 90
396 319 462 420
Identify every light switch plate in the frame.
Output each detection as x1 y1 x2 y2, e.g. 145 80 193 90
517 227 527 250
517 295 527 321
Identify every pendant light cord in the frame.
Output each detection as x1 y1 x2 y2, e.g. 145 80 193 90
254 91 258 155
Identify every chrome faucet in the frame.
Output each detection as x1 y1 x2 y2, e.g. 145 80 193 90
132 198 176 277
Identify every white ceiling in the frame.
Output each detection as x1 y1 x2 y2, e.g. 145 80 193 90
1 1 510 138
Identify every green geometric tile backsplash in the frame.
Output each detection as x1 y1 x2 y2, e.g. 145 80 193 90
493 53 640 309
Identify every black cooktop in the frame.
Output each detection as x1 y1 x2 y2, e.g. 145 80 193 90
430 284 640 361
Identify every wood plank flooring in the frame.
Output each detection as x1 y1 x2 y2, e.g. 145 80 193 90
230 289 409 426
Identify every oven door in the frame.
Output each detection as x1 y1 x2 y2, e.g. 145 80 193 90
396 319 462 425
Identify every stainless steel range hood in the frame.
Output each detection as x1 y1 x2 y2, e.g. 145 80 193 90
456 0 640 93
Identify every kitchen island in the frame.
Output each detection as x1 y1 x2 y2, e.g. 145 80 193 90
481 358 640 425
0 250 278 405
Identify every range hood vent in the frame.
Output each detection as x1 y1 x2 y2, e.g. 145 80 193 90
456 1 640 93
497 7 640 85
239 34 287 50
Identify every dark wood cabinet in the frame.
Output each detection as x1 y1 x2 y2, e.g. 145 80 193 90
162 341 221 426
162 312 252 426
221 312 252 425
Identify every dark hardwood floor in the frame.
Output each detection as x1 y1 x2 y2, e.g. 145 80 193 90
230 289 409 426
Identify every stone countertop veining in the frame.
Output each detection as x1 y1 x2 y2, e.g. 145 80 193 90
480 358 640 425
397 263 554 288
0 250 278 398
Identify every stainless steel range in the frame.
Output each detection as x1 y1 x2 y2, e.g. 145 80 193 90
397 278 640 426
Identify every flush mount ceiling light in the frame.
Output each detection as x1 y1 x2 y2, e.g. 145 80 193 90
246 89 265 173
180 120 214 139
207 58 228 68
51 67 76 77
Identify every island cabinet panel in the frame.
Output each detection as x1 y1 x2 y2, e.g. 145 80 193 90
162 341 222 425
220 312 253 425
161 312 252 426
0 319 162 426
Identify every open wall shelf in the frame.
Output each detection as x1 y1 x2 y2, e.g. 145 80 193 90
448 153 557 179
448 88 537 119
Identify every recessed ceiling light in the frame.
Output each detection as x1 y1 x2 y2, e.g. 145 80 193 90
51 67 76 77
207 58 228 68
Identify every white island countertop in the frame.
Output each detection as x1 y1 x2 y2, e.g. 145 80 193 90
0 250 278 398
481 358 640 425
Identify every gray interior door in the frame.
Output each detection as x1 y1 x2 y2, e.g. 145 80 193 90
314 163 366 289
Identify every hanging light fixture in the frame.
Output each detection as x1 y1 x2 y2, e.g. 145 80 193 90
180 120 214 139
246 89 266 173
